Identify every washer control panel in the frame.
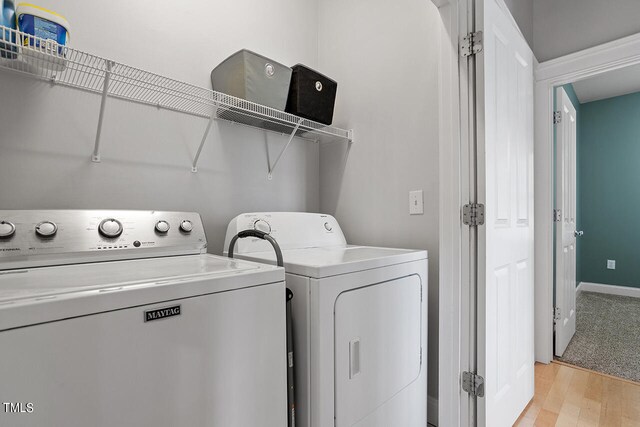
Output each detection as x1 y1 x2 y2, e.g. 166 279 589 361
0 210 207 270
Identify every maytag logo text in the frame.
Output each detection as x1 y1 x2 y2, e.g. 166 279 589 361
144 305 181 322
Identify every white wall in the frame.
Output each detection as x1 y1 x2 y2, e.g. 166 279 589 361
2 0 443 421
0 0 321 251
533 0 640 62
316 0 440 421
503 0 533 48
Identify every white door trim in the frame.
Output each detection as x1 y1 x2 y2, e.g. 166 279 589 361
534 32 640 363
434 0 472 426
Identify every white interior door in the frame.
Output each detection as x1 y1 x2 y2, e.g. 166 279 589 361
554 87 578 357
476 0 535 425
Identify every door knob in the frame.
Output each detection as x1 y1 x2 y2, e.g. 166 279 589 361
574 230 584 237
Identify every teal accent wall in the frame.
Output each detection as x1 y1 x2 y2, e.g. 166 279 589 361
579 91 640 288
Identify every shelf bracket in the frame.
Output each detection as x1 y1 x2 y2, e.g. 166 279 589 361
347 129 355 144
92 60 113 163
192 106 218 173
267 118 304 180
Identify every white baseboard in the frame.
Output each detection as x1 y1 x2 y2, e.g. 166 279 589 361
577 281 640 298
427 395 438 426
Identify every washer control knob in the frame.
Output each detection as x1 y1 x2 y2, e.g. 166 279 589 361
99 218 123 238
180 220 193 233
324 222 333 232
155 220 170 234
0 221 16 238
253 219 271 234
35 221 58 237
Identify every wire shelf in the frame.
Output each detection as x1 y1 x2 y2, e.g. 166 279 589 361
0 26 352 172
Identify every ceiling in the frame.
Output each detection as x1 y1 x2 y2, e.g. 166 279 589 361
572 63 640 104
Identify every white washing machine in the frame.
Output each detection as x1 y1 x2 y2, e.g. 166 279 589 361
224 212 428 427
0 210 287 427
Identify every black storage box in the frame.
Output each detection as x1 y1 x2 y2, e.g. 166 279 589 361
286 64 337 125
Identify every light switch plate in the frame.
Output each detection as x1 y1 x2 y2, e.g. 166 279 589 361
409 190 424 215
607 260 616 270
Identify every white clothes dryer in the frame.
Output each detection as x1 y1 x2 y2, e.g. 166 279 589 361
224 212 428 427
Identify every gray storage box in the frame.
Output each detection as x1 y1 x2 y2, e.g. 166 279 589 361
211 49 292 110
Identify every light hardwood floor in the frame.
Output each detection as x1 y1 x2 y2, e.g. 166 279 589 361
514 362 640 426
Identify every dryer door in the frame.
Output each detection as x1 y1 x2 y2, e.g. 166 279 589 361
334 274 422 426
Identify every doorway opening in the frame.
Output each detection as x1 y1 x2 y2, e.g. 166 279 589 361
551 68 640 384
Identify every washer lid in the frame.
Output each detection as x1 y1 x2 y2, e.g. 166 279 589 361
235 245 427 278
0 254 283 331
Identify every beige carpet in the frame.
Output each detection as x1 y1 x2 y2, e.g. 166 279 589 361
558 291 640 383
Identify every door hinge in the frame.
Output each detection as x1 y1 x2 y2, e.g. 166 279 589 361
461 31 483 57
463 203 485 226
462 371 485 397
553 209 562 222
553 111 562 124
554 307 561 322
